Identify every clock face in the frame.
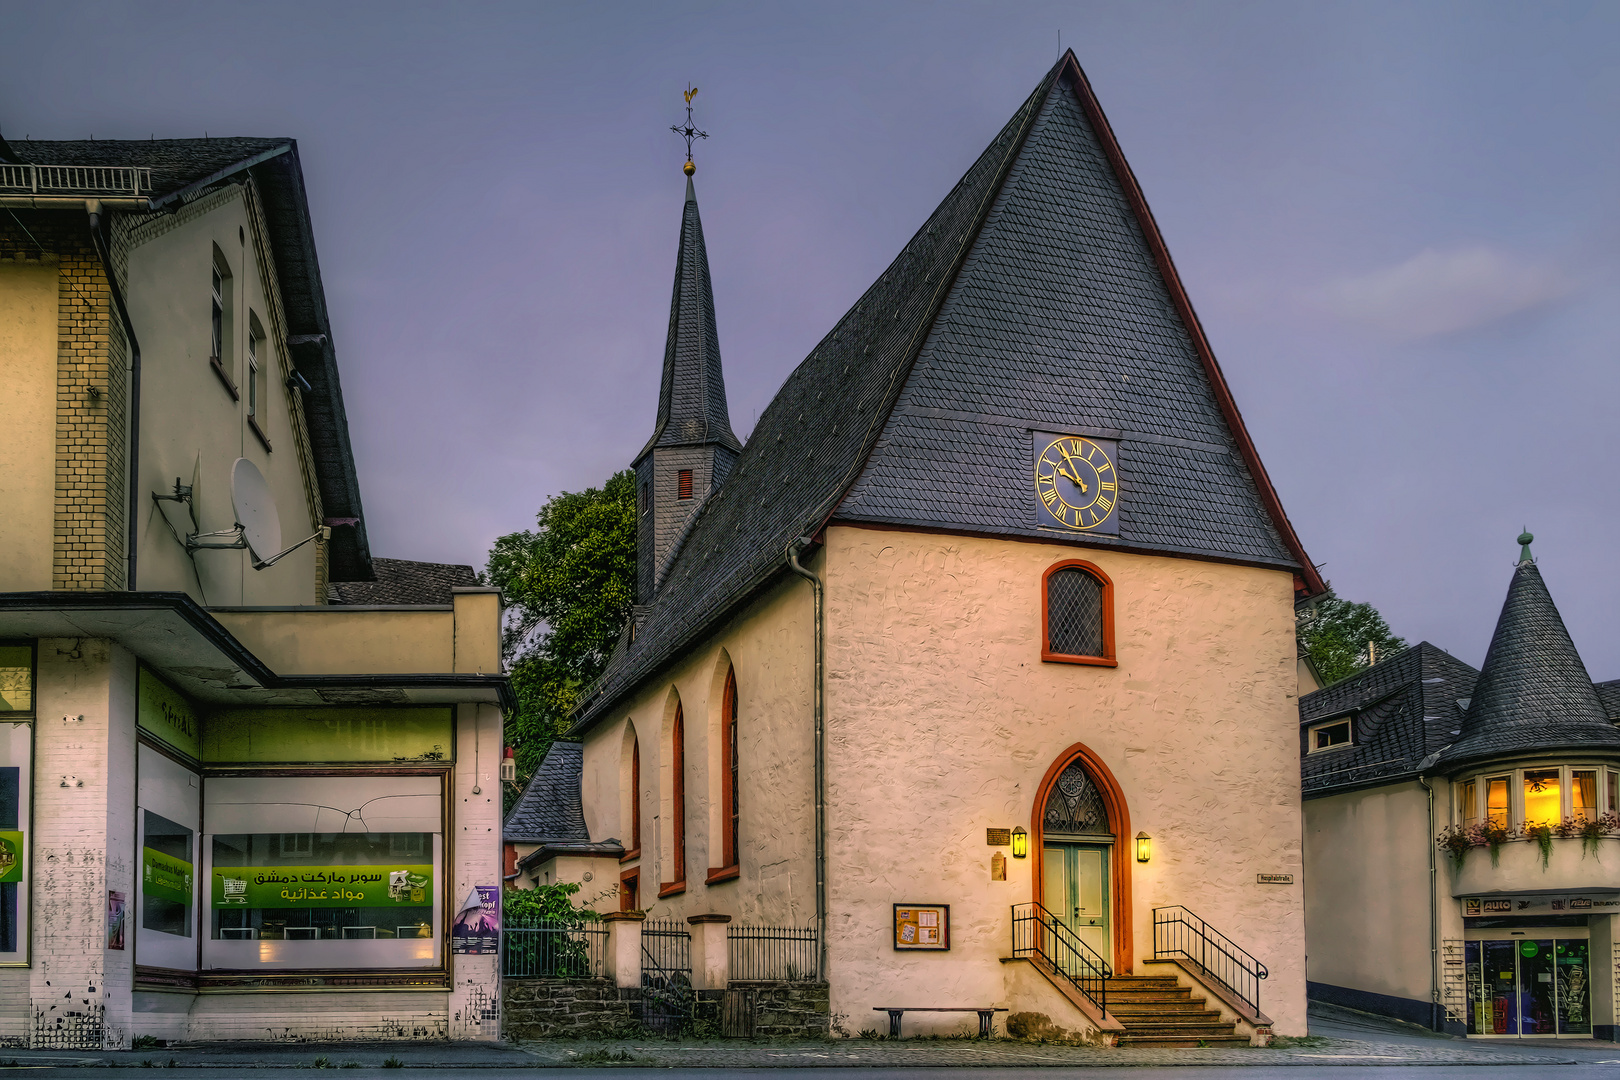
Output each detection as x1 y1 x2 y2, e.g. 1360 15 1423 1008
1034 435 1119 532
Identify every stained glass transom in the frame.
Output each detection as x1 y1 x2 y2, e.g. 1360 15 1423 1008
1047 569 1104 657
1044 761 1111 836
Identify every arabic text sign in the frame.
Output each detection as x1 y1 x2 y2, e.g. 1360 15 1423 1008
212 865 432 908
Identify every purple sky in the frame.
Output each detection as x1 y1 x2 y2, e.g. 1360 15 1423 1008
6 2 1617 676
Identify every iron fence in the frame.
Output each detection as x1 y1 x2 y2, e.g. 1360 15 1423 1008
727 923 819 982
1152 905 1267 1018
1010 902 1110 1015
501 917 608 979
641 918 693 1034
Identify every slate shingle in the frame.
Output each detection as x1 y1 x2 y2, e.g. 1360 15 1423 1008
504 741 591 844
328 558 477 606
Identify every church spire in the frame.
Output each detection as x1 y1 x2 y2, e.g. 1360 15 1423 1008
632 89 740 601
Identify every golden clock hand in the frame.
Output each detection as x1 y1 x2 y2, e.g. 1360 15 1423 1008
1058 466 1088 493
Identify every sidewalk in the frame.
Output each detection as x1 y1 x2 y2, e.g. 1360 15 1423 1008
2 1005 1616 1069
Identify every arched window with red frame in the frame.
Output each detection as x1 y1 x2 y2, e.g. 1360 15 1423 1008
630 737 641 855
1042 560 1117 666
661 704 686 896
708 669 740 883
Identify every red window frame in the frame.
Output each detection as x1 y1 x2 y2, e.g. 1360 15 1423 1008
1041 559 1117 666
620 867 639 911
708 669 740 885
621 737 641 863
677 470 694 500
659 704 687 897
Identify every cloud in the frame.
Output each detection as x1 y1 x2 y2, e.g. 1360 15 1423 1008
1316 246 1573 339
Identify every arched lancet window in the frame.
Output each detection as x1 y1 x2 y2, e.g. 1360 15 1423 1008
662 703 686 895
722 669 738 871
1042 560 1116 666
631 736 642 854
1043 759 1113 837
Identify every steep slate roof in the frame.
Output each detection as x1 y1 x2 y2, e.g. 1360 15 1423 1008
8 138 373 581
1598 681 1620 722
1436 559 1620 770
328 558 477 605
1300 643 1478 797
637 176 741 461
503 741 592 844
574 52 1321 732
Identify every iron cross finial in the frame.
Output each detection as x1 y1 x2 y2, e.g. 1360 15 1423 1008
671 84 707 175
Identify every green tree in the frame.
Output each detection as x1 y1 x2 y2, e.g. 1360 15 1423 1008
485 471 637 803
1297 588 1407 686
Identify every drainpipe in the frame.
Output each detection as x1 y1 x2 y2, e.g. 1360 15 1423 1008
86 199 141 591
786 537 825 981
1418 774 1440 1031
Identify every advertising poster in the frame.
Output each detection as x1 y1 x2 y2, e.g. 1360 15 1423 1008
451 886 499 954
107 891 126 950
0 832 23 884
212 866 432 908
143 846 193 905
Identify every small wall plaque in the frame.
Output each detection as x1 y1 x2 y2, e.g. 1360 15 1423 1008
893 904 950 950
1256 873 1294 885
986 828 1011 847
991 852 1007 881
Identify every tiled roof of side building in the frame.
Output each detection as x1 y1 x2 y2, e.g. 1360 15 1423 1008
572 53 1321 733
1437 559 1620 770
6 137 374 582
328 558 477 606
1300 642 1479 798
503 741 593 845
1598 680 1620 722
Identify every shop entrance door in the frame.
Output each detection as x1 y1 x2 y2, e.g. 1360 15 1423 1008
1042 841 1110 961
1466 937 1591 1037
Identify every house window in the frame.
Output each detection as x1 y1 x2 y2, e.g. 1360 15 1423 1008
247 327 259 417
1485 775 1510 825
246 318 272 451
629 736 642 858
1308 718 1352 753
677 470 694 500
1458 778 1478 828
661 703 686 896
1573 770 1598 823
1042 561 1116 666
640 483 649 517
209 250 239 400
620 868 639 912
1523 769 1561 826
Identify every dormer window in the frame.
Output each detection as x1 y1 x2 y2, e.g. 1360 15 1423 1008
1308 718 1352 753
677 470 694 500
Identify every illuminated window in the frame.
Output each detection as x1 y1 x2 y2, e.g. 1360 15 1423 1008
1523 769 1561 826
1573 770 1598 823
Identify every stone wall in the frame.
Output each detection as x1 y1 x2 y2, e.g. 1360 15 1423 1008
740 981 829 1038
502 979 638 1039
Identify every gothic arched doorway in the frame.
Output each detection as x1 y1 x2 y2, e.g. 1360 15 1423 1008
1032 744 1133 972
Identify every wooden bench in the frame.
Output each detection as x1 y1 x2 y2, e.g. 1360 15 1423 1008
873 1006 1008 1038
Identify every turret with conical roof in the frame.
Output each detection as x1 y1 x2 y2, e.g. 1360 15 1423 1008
633 171 741 601
1438 534 1620 771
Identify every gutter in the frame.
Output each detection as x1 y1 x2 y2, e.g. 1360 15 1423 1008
1 196 150 210
86 199 141 590
786 537 827 982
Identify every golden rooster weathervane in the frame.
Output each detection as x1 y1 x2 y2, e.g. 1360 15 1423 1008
671 84 707 176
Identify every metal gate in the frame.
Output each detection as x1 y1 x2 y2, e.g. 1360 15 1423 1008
640 919 692 1034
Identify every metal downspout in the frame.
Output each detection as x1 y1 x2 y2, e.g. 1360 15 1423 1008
787 537 826 981
86 199 140 591
1418 774 1440 1031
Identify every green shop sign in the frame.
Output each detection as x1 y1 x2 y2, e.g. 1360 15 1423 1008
143 847 194 906
137 669 201 759
211 866 432 909
0 832 22 884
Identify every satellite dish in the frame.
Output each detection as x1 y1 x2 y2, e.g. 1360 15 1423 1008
231 458 282 563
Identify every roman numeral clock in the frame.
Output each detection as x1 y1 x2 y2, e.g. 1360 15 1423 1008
1033 434 1120 535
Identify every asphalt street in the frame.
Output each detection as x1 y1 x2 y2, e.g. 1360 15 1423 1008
11 1069 1620 1079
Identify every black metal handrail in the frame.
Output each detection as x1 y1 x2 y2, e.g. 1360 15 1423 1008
1152 905 1268 1017
1011 902 1110 1015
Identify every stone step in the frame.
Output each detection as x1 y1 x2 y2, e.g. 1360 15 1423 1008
1119 1017 1237 1032
1106 976 1182 988
1104 989 1197 1003
1109 1006 1224 1021
1117 1033 1251 1048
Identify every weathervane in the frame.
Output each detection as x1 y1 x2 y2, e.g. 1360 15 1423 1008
671 85 707 176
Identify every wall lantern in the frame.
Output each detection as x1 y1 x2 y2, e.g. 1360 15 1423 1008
1010 827 1028 859
1135 832 1152 863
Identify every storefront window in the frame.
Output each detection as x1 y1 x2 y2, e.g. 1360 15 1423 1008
1465 936 1591 1037
1458 779 1478 828
1571 771 1597 823
1486 776 1510 826
202 774 442 970
142 812 193 936
0 647 31 714
0 723 31 962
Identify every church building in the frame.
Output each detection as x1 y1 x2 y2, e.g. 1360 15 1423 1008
529 52 1324 1043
